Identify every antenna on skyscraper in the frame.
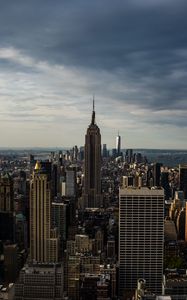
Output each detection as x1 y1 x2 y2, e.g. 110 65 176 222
91 95 95 125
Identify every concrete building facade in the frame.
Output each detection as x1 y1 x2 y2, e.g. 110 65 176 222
119 187 164 297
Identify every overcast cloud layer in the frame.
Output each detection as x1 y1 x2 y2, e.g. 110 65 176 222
0 0 187 148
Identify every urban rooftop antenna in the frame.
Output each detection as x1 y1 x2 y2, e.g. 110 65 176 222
91 95 95 125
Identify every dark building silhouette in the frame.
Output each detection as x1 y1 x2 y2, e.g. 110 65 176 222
179 164 187 199
161 171 171 200
0 212 15 242
83 101 102 208
102 144 108 158
0 173 15 243
4 244 18 283
0 173 14 212
125 149 133 164
177 207 185 240
153 163 162 186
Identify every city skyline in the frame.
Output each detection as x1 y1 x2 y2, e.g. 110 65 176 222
0 1 187 149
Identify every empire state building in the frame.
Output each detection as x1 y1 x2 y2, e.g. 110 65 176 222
83 101 102 208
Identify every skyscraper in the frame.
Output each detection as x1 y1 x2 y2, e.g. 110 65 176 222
0 173 15 243
179 164 187 199
83 101 102 208
153 163 162 186
102 144 108 158
30 161 59 262
119 187 164 298
116 132 121 156
66 167 76 197
0 173 14 212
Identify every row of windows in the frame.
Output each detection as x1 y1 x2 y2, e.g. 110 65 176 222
120 196 164 200
120 226 164 230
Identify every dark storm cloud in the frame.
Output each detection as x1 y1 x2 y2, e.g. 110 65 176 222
0 0 187 114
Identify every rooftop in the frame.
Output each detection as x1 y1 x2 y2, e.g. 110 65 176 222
119 186 164 196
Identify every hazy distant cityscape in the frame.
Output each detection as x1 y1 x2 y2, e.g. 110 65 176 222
1 148 187 167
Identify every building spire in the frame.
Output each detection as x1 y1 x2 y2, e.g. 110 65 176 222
91 96 95 125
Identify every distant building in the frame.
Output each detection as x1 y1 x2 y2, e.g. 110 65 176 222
79 146 84 161
0 173 14 212
15 213 28 250
0 212 15 242
153 163 162 186
102 144 108 158
119 187 164 297
4 244 18 283
66 168 76 197
14 263 64 300
116 133 121 156
161 171 171 200
125 149 133 164
179 164 187 199
52 201 67 257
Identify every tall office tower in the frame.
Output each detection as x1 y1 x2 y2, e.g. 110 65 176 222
153 163 162 186
66 167 76 197
0 211 15 242
73 145 78 161
0 173 15 243
4 244 18 282
0 173 14 212
30 161 59 263
83 101 102 208
102 144 108 158
52 201 67 259
179 164 187 199
116 132 121 156
125 149 133 164
79 146 84 161
161 170 171 200
119 187 164 298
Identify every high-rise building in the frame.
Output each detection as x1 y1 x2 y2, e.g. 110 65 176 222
153 163 162 186
125 149 133 164
102 144 108 158
4 244 18 283
179 164 187 199
30 161 59 263
52 201 67 259
161 170 171 200
0 173 14 212
83 101 102 208
15 263 64 300
0 211 15 242
0 173 15 243
119 187 164 298
116 132 121 156
66 167 76 197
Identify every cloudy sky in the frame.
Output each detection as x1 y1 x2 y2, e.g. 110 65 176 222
0 0 187 149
